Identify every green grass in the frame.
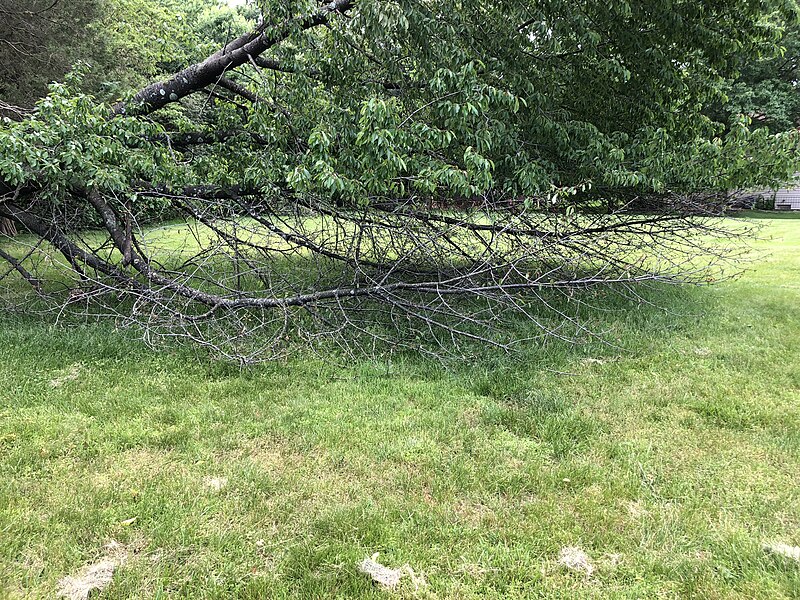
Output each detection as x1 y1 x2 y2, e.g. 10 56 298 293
1 217 799 598
735 210 800 220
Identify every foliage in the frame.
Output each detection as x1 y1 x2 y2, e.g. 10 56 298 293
88 0 254 99
4 0 800 198
712 18 800 133
0 77 173 196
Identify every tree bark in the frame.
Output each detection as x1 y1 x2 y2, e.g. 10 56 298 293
0 216 16 237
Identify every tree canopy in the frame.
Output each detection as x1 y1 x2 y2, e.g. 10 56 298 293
713 21 800 133
1 0 799 361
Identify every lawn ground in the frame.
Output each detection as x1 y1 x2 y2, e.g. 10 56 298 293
0 214 798 598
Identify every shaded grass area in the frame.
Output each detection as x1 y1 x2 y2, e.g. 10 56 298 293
0 219 799 598
735 210 800 220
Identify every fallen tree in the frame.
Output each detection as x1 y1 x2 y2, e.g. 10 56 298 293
0 0 798 362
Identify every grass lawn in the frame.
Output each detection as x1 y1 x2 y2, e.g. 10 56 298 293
1 214 799 598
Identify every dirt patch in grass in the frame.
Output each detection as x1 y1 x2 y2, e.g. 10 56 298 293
49 364 82 388
451 498 497 526
245 440 308 474
216 437 309 477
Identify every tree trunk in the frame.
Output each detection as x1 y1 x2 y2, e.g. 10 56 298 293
0 216 17 237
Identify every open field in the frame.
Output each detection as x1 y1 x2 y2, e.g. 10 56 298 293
1 213 799 598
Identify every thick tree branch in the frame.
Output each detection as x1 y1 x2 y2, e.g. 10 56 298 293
150 130 270 148
0 246 41 290
215 77 259 103
1 202 134 283
114 0 353 116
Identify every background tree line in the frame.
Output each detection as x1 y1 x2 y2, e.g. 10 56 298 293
0 0 254 115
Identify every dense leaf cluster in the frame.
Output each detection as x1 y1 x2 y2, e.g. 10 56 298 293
3 0 799 208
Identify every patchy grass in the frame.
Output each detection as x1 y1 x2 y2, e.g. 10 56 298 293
0 217 799 598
